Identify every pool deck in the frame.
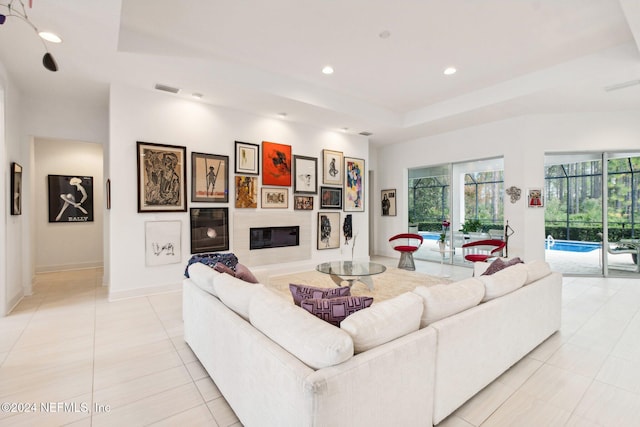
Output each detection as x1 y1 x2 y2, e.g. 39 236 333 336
414 239 639 278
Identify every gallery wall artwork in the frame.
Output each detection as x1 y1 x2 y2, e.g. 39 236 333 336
320 186 342 209
191 152 229 203
11 162 22 215
261 187 289 209
528 188 544 207
322 149 343 185
344 157 365 212
381 189 396 216
137 141 187 212
318 212 340 249
235 141 260 175
47 175 94 223
190 207 229 254
235 175 258 208
294 195 314 210
293 155 317 194
145 220 182 266
262 141 292 186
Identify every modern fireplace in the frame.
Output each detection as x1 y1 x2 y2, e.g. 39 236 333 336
250 226 300 250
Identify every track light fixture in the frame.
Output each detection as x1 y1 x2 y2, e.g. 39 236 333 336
0 0 59 72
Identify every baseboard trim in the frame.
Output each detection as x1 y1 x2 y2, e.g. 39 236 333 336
108 282 182 302
35 261 104 274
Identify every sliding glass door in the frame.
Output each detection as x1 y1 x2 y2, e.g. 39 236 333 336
409 158 504 265
544 152 640 277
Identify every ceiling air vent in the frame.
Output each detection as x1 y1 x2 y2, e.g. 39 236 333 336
359 131 373 136
154 83 180 94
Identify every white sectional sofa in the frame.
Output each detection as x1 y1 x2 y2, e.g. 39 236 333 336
183 260 562 427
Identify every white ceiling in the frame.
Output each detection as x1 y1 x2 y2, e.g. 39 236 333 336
1 0 640 145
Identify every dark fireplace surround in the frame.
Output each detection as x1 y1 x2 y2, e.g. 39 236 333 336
250 226 300 250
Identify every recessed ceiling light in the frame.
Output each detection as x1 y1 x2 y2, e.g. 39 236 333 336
192 93 203 99
379 30 391 39
39 31 62 43
444 67 457 75
342 127 349 133
278 112 287 119
322 65 334 75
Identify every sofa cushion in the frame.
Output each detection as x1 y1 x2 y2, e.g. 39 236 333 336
213 273 263 320
249 288 354 369
289 283 351 306
187 262 220 296
523 260 552 284
478 263 527 302
340 292 423 353
481 257 523 275
300 296 373 326
413 278 485 327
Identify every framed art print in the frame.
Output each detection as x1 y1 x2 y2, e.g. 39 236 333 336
11 162 22 215
190 207 229 254
262 141 292 186
318 212 340 249
528 188 544 207
48 175 94 223
322 149 343 185
235 141 259 175
344 157 365 212
381 189 396 216
294 195 314 210
320 186 342 209
261 187 288 208
137 141 187 212
191 152 229 202
145 220 181 266
293 155 317 194
235 175 258 208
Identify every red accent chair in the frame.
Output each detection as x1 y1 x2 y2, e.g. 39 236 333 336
389 233 424 270
462 239 506 263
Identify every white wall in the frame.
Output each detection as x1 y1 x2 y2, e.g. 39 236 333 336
373 112 640 263
33 138 104 272
1 64 26 315
108 84 369 299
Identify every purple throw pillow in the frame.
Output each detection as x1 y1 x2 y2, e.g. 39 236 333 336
300 296 373 327
482 257 524 276
235 263 259 284
289 284 351 306
213 262 235 276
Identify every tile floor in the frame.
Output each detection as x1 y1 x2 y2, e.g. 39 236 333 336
0 259 639 426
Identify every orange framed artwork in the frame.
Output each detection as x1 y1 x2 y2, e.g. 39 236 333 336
262 141 292 186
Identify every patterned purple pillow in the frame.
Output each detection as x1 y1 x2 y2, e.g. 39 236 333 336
289 284 351 306
300 296 374 327
235 263 259 284
482 257 524 276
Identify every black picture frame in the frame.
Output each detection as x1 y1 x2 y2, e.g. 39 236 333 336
137 141 187 213
293 155 318 194
191 152 229 203
234 141 260 175
47 175 94 223
190 207 229 254
320 186 342 209
10 162 22 215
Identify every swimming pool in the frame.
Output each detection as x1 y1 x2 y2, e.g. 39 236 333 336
546 240 601 253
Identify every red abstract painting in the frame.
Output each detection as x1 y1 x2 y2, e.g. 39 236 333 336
262 141 292 186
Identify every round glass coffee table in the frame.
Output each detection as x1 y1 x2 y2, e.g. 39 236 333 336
316 261 386 291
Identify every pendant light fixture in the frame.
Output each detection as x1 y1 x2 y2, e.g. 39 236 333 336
0 0 59 72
